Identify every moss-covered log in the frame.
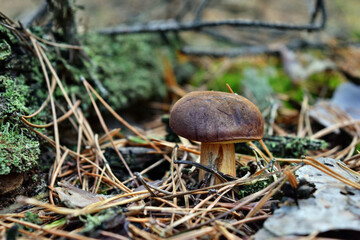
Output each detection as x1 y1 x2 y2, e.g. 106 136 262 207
0 24 43 175
237 135 328 158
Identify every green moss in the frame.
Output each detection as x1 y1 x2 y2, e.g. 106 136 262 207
80 33 166 110
0 121 40 175
0 24 16 43
0 41 43 175
0 75 31 117
80 207 125 235
238 179 272 198
22 211 43 225
18 211 43 232
0 19 54 176
307 71 344 98
209 71 241 92
190 67 206 88
0 39 11 61
236 136 327 158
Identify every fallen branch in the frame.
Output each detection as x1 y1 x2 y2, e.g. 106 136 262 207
99 0 326 35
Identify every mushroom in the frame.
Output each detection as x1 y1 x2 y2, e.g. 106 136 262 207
169 91 264 184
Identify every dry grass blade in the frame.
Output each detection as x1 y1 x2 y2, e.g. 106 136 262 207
25 28 83 49
297 94 308 137
129 224 162 240
93 133 132 193
82 79 162 153
226 83 235 94
22 76 57 119
49 149 69 205
151 139 200 155
0 220 50 240
166 226 215 240
217 224 243 240
334 136 360 160
29 128 106 175
30 38 61 160
4 217 96 240
99 230 131 240
35 42 94 145
84 79 136 189
248 142 270 164
244 178 284 220
171 176 285 235
16 196 80 215
311 119 360 139
76 113 84 185
21 100 81 128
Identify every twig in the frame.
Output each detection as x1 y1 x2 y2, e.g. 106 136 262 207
134 172 158 197
181 45 274 57
180 38 330 57
194 0 210 22
99 14 326 35
310 0 327 29
99 0 325 36
174 160 234 181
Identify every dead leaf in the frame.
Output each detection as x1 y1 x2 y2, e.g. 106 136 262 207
255 158 360 239
55 181 106 208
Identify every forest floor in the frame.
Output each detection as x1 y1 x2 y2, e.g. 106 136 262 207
0 1 360 239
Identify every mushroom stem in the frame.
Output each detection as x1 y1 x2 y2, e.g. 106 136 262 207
200 142 236 184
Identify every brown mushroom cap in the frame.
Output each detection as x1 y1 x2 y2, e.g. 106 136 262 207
169 91 264 143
